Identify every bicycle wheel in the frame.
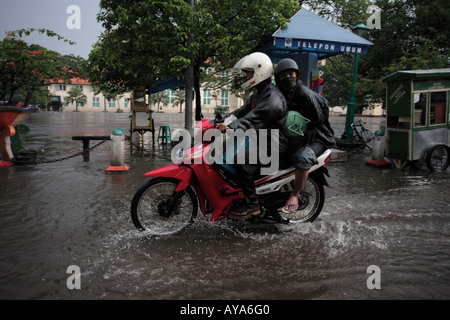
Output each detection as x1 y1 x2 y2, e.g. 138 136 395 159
279 174 325 223
131 178 198 235
361 128 375 150
426 144 450 171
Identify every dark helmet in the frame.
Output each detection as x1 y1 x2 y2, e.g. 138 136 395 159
274 58 299 78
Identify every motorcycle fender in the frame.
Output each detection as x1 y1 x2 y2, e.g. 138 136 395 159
144 164 194 192
310 167 330 187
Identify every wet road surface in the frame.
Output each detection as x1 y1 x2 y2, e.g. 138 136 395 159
0 111 449 300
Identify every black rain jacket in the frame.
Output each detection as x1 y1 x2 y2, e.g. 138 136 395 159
224 83 289 158
284 81 336 152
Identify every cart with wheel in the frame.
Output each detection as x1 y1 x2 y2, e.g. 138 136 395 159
383 69 450 171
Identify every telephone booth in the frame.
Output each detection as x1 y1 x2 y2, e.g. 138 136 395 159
384 69 450 170
131 86 155 148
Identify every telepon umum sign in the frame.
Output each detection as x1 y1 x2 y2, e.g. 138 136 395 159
273 37 369 54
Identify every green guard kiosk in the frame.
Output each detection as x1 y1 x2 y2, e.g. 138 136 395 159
383 68 450 170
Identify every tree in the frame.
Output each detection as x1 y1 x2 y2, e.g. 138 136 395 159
300 0 372 26
152 91 169 112
56 54 88 79
318 54 354 108
304 0 449 111
102 90 125 113
66 87 87 112
173 89 186 113
87 0 193 96
357 0 449 109
0 28 74 106
87 0 299 127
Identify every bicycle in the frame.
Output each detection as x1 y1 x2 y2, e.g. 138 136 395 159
351 119 375 150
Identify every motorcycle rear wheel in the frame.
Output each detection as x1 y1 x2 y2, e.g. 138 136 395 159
131 178 198 236
279 174 325 223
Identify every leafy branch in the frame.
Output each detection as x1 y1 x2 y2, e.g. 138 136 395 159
6 28 76 45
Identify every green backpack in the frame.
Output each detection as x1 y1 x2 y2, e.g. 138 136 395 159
286 110 310 136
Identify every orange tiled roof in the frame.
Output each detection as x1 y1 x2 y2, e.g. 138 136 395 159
49 77 91 84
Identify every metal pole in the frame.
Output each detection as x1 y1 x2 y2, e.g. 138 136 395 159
343 52 359 140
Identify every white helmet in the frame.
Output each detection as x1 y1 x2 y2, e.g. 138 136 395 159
233 52 273 90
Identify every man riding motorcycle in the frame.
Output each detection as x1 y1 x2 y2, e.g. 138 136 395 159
274 58 336 213
216 52 289 221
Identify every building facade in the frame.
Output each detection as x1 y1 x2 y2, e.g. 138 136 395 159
160 88 244 114
47 77 244 113
47 78 133 112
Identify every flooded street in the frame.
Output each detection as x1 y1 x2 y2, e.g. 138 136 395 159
1 111 449 300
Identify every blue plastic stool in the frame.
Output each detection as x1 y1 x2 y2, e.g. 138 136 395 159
158 125 171 144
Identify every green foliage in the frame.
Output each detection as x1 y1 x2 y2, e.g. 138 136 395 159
357 0 449 109
214 105 228 115
0 29 74 106
151 91 169 111
14 86 53 107
56 54 88 79
319 54 354 107
306 0 449 111
7 28 76 45
66 86 87 112
87 0 193 95
301 0 372 27
87 0 299 95
172 89 186 112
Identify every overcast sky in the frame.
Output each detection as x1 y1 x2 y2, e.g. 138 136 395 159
0 0 104 58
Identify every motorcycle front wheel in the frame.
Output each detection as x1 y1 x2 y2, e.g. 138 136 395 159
279 174 325 223
131 178 198 236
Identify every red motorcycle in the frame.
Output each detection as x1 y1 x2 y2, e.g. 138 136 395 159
131 118 331 236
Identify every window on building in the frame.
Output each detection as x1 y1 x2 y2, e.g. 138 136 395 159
58 84 66 91
414 93 427 127
109 99 116 108
63 97 68 107
93 97 100 107
221 91 229 106
430 91 447 125
168 89 175 104
203 90 211 105
124 98 130 108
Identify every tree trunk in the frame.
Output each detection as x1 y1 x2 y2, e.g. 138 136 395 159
23 91 32 107
184 0 195 134
194 63 202 121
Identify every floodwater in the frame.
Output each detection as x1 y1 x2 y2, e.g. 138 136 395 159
0 111 449 300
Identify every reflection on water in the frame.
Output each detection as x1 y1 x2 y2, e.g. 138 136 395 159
0 112 449 300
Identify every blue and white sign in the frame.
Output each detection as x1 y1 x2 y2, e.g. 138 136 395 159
273 37 369 55
267 9 373 58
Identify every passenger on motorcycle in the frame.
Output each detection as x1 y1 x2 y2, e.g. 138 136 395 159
215 52 289 221
274 58 336 213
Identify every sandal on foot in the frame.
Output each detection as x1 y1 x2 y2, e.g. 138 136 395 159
282 203 299 214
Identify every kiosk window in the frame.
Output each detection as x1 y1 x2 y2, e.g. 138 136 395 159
430 91 447 125
414 92 427 127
